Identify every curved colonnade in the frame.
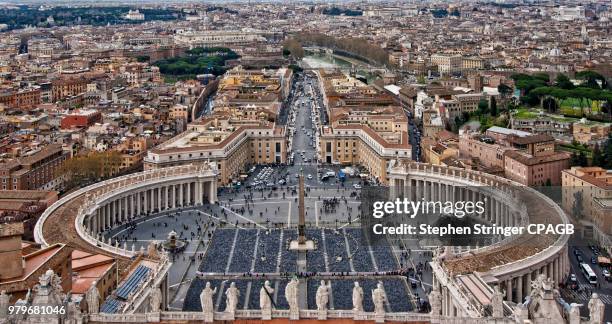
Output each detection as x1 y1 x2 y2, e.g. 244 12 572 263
34 163 218 257
388 162 570 316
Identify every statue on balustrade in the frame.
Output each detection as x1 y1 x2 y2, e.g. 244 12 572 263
315 280 331 311
285 278 299 312
0 290 11 317
588 293 604 324
200 282 217 314
429 284 441 316
225 282 240 313
259 280 275 312
491 285 504 318
150 284 162 312
352 282 363 312
372 282 387 315
147 241 159 258
85 282 100 314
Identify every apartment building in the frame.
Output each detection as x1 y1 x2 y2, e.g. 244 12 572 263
318 69 411 184
503 134 571 186
144 118 286 185
562 167 612 252
0 144 69 191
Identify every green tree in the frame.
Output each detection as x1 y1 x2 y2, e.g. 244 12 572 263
417 75 426 84
490 96 498 117
578 151 588 167
604 133 612 169
477 99 489 115
592 143 603 167
570 152 580 166
282 39 305 59
576 71 607 89
555 73 574 89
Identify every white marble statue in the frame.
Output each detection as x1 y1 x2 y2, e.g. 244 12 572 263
429 284 441 316
352 282 363 312
588 293 604 324
200 282 217 314
0 290 11 317
259 280 274 311
491 285 504 318
224 282 240 313
569 303 581 324
85 282 100 314
372 282 387 315
285 279 299 311
315 280 331 311
150 284 162 312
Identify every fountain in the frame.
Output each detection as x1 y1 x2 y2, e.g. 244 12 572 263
161 230 186 253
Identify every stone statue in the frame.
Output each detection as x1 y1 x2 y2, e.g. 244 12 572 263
352 282 363 312
147 241 158 258
200 282 217 314
259 280 274 311
65 292 82 322
429 284 441 316
372 282 386 315
285 279 299 311
588 293 604 324
530 274 546 298
224 282 240 313
86 283 100 314
0 290 11 317
491 285 504 318
38 269 53 287
513 303 528 322
315 280 330 311
569 303 581 324
150 284 162 312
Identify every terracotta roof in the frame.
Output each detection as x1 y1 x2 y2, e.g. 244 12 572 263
504 150 570 166
506 134 554 145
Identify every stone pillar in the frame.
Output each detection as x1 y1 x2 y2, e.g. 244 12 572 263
553 258 559 284
506 279 512 302
170 185 175 209
209 180 216 204
195 181 202 205
144 189 148 214
150 188 155 212
130 193 136 219
165 186 170 210
123 196 127 221
187 182 192 206
517 274 523 304
389 178 397 198
137 191 142 216
157 187 162 211
179 183 183 207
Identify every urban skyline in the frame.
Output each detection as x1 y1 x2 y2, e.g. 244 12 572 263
0 1 609 324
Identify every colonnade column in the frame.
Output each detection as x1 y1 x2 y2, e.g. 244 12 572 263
517 274 523 304
165 186 170 210
179 184 184 207
172 185 177 209
144 189 148 214
506 279 512 302
209 180 216 203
